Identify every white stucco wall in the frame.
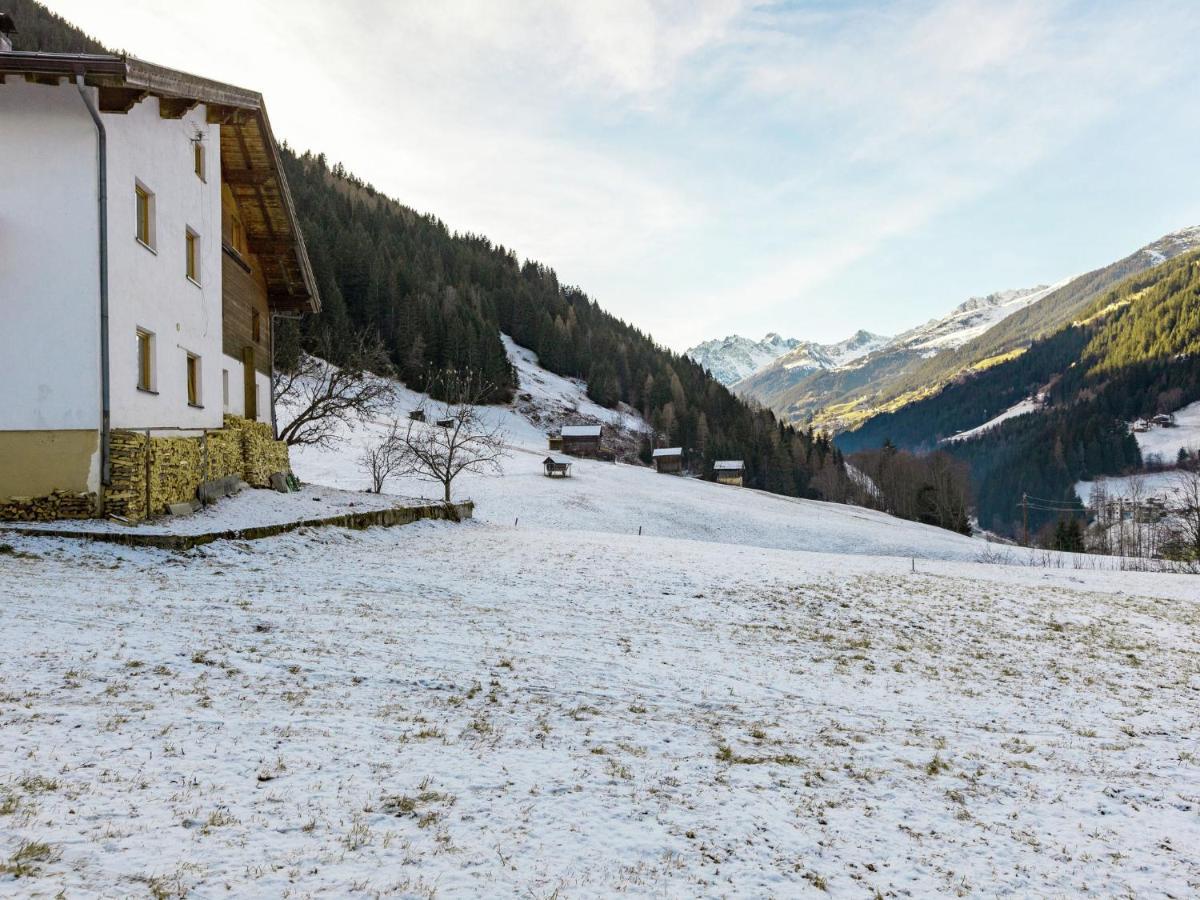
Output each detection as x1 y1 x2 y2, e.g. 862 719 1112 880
1 81 230 443
219 352 272 426
0 79 102 432
105 93 225 433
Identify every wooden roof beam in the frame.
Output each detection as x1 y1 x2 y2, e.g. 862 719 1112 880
222 168 274 187
206 103 248 125
246 237 301 256
158 96 199 118
97 86 147 113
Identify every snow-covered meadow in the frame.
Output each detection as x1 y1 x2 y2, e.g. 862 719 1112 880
2 338 1199 896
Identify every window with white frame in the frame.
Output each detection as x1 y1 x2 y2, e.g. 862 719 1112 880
185 228 200 284
186 352 202 407
135 181 156 250
136 328 156 392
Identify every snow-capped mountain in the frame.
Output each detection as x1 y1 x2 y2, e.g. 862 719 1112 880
1139 225 1200 265
686 330 890 386
771 329 892 374
684 332 800 385
883 281 1071 355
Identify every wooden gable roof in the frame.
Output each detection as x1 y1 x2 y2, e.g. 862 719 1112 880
0 51 319 313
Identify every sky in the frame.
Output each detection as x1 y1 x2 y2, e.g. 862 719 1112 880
43 0 1200 351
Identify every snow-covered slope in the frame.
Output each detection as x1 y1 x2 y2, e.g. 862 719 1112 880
884 281 1070 355
942 396 1043 444
1133 399 1200 463
290 336 987 561
684 332 800 385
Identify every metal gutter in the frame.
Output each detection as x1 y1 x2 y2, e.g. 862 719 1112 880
75 74 111 493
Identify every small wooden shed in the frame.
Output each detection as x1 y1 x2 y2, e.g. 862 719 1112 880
560 424 602 458
543 455 572 478
714 460 744 486
652 447 683 474
408 409 426 422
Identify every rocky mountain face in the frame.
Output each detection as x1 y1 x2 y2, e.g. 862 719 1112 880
685 330 888 386
684 333 801 385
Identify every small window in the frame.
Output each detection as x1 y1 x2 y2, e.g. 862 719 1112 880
136 328 155 391
222 369 230 411
135 182 155 249
193 141 205 181
185 229 200 284
186 353 202 407
230 215 248 257
252 310 261 343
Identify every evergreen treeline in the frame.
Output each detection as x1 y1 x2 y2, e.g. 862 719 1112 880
7 0 105 53
838 253 1200 536
279 151 844 498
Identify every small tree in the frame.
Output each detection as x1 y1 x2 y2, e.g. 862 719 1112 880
1170 467 1200 561
273 329 395 449
402 369 509 502
359 419 412 493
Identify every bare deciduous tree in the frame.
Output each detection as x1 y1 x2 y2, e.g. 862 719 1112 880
273 330 395 449
1170 467 1200 560
359 419 413 493
402 370 509 502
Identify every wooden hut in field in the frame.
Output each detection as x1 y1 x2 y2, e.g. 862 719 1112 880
713 460 744 486
560 424 602 458
543 456 572 478
652 447 683 474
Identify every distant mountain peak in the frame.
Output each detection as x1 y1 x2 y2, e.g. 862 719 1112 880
686 329 891 386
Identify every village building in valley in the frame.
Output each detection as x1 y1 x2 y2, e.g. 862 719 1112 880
714 460 744 487
555 424 602 458
652 447 683 474
0 36 319 520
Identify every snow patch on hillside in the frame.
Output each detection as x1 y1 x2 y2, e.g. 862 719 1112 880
1134 399 1200 463
887 280 1072 354
942 397 1042 444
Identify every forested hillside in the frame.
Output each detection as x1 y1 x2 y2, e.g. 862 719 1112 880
16 1 845 501
277 151 844 497
839 252 1200 534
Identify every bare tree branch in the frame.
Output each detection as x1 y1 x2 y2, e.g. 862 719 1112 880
273 330 396 449
359 418 416 493
401 370 509 502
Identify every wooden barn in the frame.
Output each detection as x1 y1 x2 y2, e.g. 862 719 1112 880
560 424 602 457
714 460 744 486
652 447 683 474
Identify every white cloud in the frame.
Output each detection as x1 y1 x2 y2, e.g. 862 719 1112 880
43 0 1200 350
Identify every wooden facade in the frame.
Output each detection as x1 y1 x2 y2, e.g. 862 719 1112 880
652 448 683 474
714 460 744 487
560 425 602 458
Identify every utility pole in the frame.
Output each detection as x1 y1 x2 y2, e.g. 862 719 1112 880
1021 493 1029 547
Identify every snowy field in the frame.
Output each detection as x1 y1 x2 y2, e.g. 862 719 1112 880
1135 400 1200 462
2 524 1199 896
3 338 1199 896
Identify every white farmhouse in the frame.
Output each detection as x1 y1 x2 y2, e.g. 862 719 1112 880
0 21 319 520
